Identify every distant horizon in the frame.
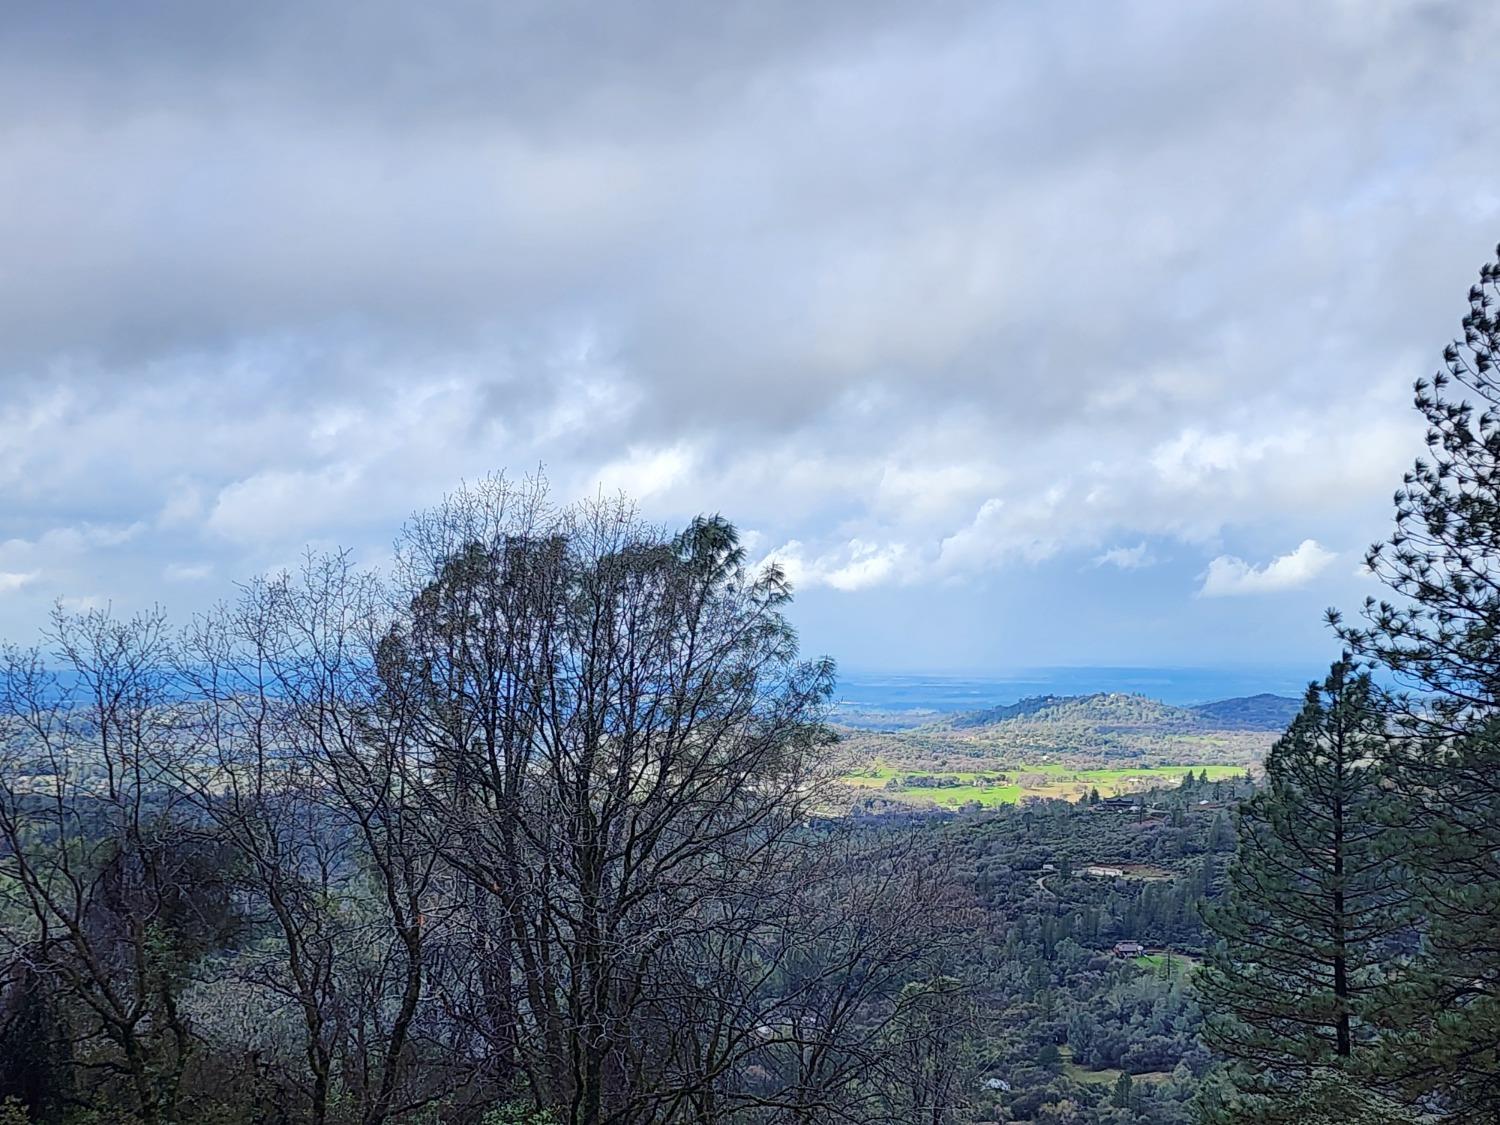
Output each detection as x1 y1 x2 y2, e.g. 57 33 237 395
831 664 1322 712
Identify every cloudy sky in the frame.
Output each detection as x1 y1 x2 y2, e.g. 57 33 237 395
2 1 1497 677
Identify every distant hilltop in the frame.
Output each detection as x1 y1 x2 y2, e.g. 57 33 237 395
1186 693 1306 731
832 689 1303 736
940 691 1302 735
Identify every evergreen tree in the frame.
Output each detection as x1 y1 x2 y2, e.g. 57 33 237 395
1210 810 1233 852
1334 246 1500 1118
1365 718 1500 1119
1336 248 1500 717
1198 660 1408 1122
1112 1069 1133 1110
1197 1071 1423 1125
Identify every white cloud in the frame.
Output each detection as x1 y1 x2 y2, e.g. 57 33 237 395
0 571 37 594
1199 539 1337 597
1093 543 1156 570
207 466 363 544
164 562 213 582
935 488 1070 575
157 483 205 528
592 443 695 501
824 540 907 591
759 538 909 592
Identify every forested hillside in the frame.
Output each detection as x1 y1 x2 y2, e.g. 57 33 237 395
1184 694 1302 731
878 774 1252 1123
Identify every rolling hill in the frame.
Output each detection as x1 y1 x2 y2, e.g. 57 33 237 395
836 690 1299 771
1187 692 1303 730
937 691 1299 735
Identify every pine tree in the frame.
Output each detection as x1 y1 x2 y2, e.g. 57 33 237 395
1366 718 1500 1119
1335 247 1500 717
1334 246 1500 1118
1111 1069 1133 1110
1198 1071 1424 1125
1198 660 1408 1122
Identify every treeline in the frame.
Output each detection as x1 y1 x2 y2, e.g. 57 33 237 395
1199 249 1500 1122
840 719 1271 773
0 481 971 1125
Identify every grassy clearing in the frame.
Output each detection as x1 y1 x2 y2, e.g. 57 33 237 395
1064 1062 1175 1087
1134 952 1199 979
1056 1045 1173 1087
840 762 1243 809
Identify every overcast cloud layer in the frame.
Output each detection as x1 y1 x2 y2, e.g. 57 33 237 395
2 0 1497 674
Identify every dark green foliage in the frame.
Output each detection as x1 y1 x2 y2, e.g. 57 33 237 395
1197 661 1408 1121
926 778 1257 1124
1196 1070 1424 1124
1365 718 1500 1117
1187 695 1304 732
882 977 981 1124
1333 245 1500 1119
1111 1070 1132 1109
0 964 70 1122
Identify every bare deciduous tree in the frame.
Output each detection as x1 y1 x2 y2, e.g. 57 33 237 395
0 474 967 1125
0 608 236 1124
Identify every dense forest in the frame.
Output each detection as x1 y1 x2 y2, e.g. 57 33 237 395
2 251 1500 1123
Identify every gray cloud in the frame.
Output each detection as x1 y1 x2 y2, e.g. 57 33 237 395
0 0 1496 662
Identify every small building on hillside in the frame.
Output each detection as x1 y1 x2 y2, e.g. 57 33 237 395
1113 941 1145 958
1083 865 1125 878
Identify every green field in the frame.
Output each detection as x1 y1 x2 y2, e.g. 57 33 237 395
840 762 1243 809
1134 952 1199 980
1056 1045 1173 1087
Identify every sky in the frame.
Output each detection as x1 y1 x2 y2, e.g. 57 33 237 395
1 0 1498 678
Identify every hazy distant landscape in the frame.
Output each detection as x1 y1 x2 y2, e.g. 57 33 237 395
830 669 1317 728
828 685 1288 812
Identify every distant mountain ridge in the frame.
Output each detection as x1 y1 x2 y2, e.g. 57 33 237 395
1188 692 1303 730
938 691 1300 734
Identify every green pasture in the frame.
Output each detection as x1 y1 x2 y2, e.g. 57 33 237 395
840 762 1243 809
1056 1045 1173 1087
1134 952 1199 979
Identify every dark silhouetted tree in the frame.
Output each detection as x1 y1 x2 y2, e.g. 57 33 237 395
1198 660 1408 1122
1334 245 1500 1118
